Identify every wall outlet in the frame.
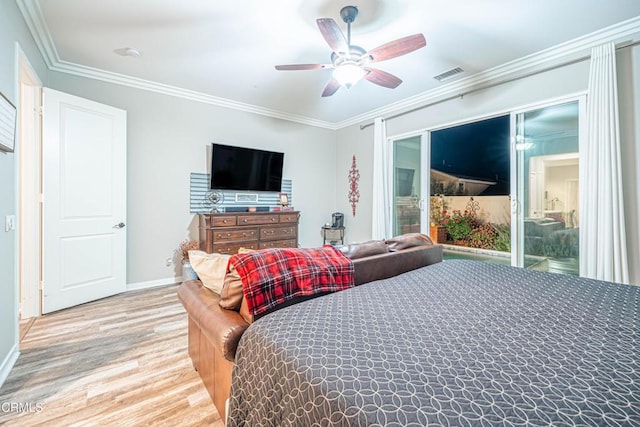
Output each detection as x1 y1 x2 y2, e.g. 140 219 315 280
5 215 15 232
166 257 173 267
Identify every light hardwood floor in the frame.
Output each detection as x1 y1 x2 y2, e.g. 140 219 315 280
0 284 223 426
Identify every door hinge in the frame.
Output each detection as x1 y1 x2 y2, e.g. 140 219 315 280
39 280 44 291
38 106 43 116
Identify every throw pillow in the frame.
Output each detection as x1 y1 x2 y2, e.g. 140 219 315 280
188 250 231 294
218 264 244 310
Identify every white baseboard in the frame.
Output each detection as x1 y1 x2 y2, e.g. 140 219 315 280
127 276 182 292
0 343 20 388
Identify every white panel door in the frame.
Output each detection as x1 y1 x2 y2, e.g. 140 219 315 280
42 88 127 313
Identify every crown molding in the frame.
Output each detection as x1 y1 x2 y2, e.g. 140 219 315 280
15 0 337 129
335 15 640 130
15 0 58 68
49 59 337 129
16 0 640 131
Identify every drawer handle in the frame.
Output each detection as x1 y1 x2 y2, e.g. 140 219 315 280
263 230 275 235
283 229 291 234
271 217 277 222
223 219 229 224
218 249 231 254
242 232 254 237
243 219 248 224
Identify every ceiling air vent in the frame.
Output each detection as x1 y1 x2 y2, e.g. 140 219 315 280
433 67 464 82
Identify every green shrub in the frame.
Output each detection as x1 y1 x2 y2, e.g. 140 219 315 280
492 224 511 252
444 210 478 242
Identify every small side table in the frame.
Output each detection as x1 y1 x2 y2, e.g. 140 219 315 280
322 226 345 245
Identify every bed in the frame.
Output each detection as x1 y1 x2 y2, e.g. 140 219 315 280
226 259 640 426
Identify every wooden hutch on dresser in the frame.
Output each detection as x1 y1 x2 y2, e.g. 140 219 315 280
199 211 300 254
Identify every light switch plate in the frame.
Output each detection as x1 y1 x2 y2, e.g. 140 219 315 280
5 215 15 232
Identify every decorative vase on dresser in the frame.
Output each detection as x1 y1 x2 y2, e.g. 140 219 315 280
182 261 198 280
199 211 300 254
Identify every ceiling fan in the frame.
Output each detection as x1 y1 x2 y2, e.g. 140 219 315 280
275 6 426 97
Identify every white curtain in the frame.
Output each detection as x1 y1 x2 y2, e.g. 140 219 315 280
371 117 391 240
580 42 629 283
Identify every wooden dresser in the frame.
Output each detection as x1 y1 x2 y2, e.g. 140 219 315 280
199 211 300 254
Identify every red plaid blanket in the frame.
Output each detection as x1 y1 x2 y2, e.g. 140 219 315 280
229 246 355 316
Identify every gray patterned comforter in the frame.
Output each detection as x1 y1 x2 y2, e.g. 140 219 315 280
227 260 640 426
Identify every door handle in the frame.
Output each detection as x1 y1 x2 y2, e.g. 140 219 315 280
510 198 519 215
113 222 126 229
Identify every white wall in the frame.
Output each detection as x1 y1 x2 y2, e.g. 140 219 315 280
336 53 640 285
48 72 337 286
334 123 375 244
0 0 47 385
444 196 511 226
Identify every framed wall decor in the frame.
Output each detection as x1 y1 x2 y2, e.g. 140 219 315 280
0 91 17 153
279 192 289 206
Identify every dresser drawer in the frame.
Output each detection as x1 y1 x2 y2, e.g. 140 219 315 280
212 228 258 243
260 226 296 240
237 214 280 226
200 212 299 255
212 216 237 227
279 213 299 223
259 239 298 249
211 242 259 255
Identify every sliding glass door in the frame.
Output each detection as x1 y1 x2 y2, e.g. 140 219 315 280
512 99 583 274
391 135 428 236
387 98 583 275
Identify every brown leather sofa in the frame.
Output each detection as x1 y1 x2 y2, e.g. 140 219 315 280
177 239 443 421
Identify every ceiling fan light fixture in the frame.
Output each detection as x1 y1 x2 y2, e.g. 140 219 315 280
333 63 366 88
275 6 426 96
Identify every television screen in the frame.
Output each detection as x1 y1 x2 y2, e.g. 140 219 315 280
210 143 284 192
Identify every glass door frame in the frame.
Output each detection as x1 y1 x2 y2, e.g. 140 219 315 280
388 131 430 235
509 94 587 269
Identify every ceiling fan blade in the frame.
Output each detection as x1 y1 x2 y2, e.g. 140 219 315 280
321 78 341 97
363 68 402 89
275 64 331 71
316 18 349 53
367 34 426 63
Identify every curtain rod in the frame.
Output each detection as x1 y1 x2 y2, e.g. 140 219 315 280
359 39 640 130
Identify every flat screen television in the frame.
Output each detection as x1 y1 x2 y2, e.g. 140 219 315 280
210 143 284 192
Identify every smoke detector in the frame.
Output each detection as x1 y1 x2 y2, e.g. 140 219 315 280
114 47 141 58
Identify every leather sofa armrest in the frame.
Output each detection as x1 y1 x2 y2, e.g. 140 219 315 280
352 244 443 286
178 280 249 361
